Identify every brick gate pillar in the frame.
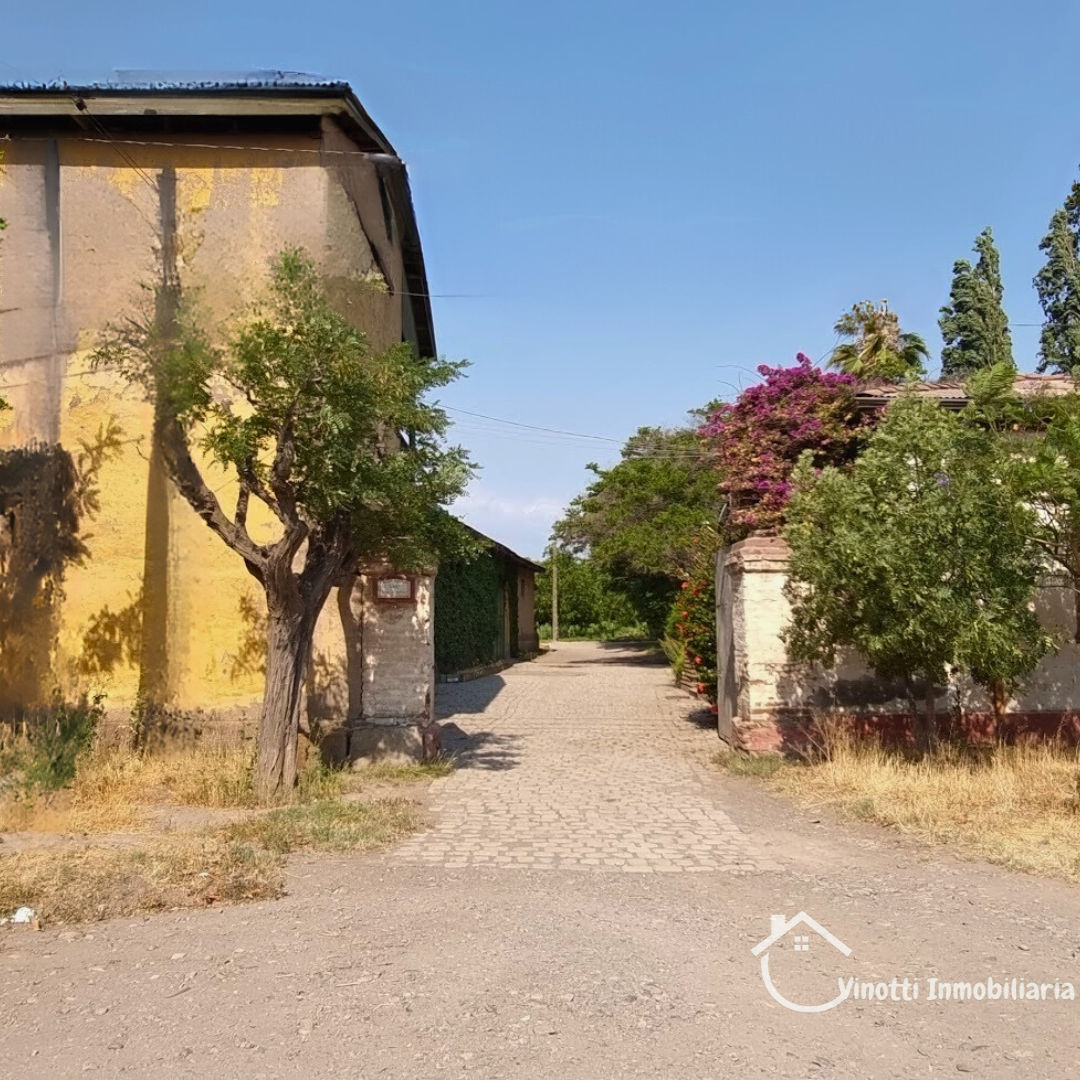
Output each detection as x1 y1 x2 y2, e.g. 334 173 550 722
344 568 439 764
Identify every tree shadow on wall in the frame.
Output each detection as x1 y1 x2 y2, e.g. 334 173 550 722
0 423 123 720
77 587 144 679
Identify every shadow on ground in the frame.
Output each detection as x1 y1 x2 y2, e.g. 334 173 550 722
683 706 717 732
435 674 506 720
439 722 523 771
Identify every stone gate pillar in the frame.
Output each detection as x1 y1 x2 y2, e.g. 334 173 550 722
717 536 798 752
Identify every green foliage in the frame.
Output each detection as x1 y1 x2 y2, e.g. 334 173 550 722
0 695 104 797
434 550 504 673
666 564 717 702
1035 174 1080 374
556 425 719 580
939 228 1014 377
535 547 650 639
552 420 719 638
828 301 929 380
94 248 476 798
660 631 687 682
536 548 650 640
98 250 474 575
784 397 1055 733
993 386 1080 604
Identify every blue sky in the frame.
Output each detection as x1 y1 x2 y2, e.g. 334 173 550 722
6 1 1080 557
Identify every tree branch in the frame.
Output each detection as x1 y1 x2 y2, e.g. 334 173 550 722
270 417 300 525
157 415 267 579
235 480 251 532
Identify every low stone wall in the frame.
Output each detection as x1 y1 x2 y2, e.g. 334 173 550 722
717 536 1080 753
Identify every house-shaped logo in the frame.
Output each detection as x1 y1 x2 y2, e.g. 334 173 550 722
752 911 852 1013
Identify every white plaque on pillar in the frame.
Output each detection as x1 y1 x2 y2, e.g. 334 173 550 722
375 575 414 602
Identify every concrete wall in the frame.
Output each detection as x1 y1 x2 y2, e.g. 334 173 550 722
717 536 1080 752
0 120 432 747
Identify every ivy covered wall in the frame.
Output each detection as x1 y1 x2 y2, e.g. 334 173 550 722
434 552 507 675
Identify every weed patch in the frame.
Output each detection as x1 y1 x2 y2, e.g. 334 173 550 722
220 798 422 855
716 751 784 779
356 757 455 783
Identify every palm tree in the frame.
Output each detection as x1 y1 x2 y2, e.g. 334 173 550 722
828 300 929 381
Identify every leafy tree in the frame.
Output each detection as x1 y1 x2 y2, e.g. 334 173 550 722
972 375 1080 642
556 425 718 579
554 422 720 636
939 228 1014 377
1035 174 1080 373
95 250 473 800
828 301 929 380
784 397 1054 749
700 354 870 536
535 547 646 639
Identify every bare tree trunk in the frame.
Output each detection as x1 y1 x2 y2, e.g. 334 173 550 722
255 597 319 803
989 678 1007 745
923 681 939 753
905 676 927 754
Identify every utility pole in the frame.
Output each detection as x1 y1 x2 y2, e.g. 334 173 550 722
551 551 559 644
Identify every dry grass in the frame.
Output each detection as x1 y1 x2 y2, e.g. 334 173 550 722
729 736 1080 883
0 834 284 925
219 798 423 855
0 748 350 835
0 744 437 924
0 799 425 925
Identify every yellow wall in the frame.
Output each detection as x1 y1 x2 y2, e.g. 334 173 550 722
0 126 409 726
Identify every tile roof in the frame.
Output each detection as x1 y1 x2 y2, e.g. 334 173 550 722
855 373 1074 407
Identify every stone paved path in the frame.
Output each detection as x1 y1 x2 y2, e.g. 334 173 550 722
391 641 766 873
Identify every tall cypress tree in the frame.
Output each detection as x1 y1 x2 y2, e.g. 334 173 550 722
939 227 1013 377
1035 175 1080 373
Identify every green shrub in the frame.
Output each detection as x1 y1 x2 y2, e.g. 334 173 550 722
0 695 104 796
665 566 717 703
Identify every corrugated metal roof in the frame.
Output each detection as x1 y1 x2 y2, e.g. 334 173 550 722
0 70 347 92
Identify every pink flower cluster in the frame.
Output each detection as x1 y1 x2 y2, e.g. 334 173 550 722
700 354 869 535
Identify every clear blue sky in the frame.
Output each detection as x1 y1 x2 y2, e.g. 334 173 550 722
6 1 1080 557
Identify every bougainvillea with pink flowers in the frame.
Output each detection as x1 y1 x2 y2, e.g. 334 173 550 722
700 354 871 537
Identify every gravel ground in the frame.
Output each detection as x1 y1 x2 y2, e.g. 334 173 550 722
2 641 1079 1078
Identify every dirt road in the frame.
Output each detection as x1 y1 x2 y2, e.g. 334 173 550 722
2 642 1078 1077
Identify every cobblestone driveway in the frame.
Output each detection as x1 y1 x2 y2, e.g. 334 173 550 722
391 641 766 873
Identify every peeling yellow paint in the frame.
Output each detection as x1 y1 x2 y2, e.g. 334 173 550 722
250 168 284 208
107 166 141 203
180 168 216 214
